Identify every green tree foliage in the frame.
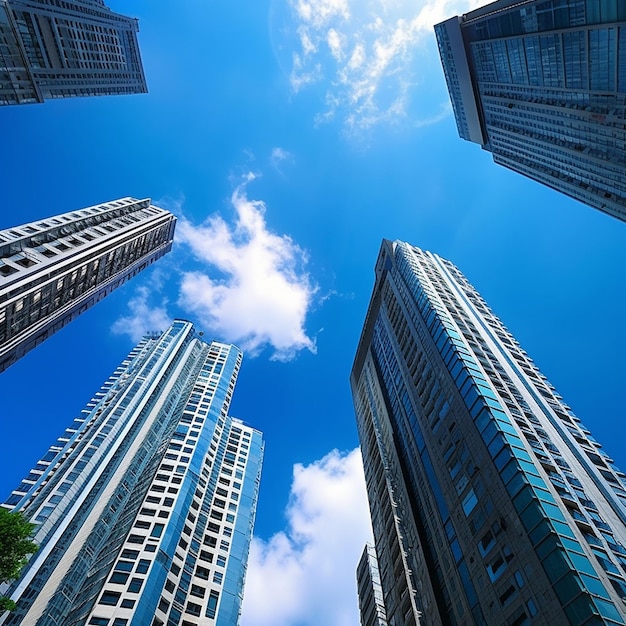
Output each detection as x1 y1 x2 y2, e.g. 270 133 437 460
0 508 38 612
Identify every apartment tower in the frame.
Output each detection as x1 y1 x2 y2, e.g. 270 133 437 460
435 0 626 221
357 544 388 626
0 0 147 106
0 197 176 373
352 240 626 625
1 320 263 626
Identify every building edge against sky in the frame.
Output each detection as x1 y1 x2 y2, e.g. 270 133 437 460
0 0 147 106
357 544 388 626
0 197 176 373
434 0 626 222
0 320 263 626
352 239 626 625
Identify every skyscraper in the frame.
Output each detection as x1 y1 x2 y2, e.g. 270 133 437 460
352 240 626 626
0 320 264 626
357 544 388 626
0 197 176 373
0 0 147 106
434 1 626 222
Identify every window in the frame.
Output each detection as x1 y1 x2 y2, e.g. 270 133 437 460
151 524 165 538
462 489 478 516
478 530 495 557
199 550 213 563
115 561 134 572
136 559 151 574
207 590 220 619
99 591 120 606
121 599 135 609
89 619 109 626
113 620 128 626
499 584 517 607
109 572 129 584
487 555 507 582
186 602 202 617
190 584 205 598
128 578 144 593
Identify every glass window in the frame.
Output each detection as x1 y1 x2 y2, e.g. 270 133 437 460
151 524 164 538
98 591 120 606
109 572 129 585
206 590 220 619
462 489 478 516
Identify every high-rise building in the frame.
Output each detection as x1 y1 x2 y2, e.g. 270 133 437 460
0 320 264 626
434 1 626 222
351 239 626 626
357 544 388 626
0 197 176 373
0 0 147 106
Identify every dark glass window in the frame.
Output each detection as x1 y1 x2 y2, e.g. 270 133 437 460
99 591 120 606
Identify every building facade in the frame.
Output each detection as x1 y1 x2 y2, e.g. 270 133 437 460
351 240 626 626
0 0 147 106
0 320 264 626
357 544 388 626
0 197 176 373
434 0 626 222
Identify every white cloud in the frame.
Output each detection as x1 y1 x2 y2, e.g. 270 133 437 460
177 176 317 361
327 28 344 60
294 0 350 29
240 448 372 626
285 0 490 131
111 286 172 342
270 147 294 174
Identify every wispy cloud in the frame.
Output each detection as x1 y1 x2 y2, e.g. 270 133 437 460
270 147 294 174
177 175 317 361
111 286 172 342
240 448 372 626
286 0 488 131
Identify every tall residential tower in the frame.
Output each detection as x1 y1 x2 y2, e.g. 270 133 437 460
0 0 147 105
352 240 626 626
357 544 388 626
435 0 626 222
1 320 263 626
0 197 176 373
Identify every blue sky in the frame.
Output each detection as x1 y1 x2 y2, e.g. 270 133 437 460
1 0 625 624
